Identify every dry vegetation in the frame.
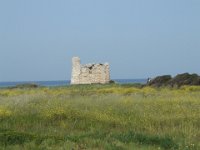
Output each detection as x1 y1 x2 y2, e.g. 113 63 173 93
0 84 199 149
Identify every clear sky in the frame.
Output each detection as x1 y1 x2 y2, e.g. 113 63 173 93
0 0 200 82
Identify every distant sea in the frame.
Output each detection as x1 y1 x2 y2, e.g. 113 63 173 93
0 79 147 88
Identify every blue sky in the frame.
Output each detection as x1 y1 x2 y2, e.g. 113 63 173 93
0 0 200 82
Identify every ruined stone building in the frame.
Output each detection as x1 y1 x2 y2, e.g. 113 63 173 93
71 57 110 84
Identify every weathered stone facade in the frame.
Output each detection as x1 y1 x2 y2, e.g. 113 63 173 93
71 57 110 84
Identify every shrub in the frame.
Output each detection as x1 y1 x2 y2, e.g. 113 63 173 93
169 73 200 87
147 75 172 87
148 73 200 87
14 83 39 89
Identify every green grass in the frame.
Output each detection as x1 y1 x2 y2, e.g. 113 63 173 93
0 84 199 149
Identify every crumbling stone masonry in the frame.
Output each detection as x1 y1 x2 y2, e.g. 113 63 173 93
71 57 110 84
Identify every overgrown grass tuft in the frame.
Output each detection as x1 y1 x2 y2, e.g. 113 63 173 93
114 132 178 149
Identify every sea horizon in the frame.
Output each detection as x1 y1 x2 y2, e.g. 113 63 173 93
0 79 147 87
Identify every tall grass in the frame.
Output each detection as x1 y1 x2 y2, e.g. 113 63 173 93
0 84 199 149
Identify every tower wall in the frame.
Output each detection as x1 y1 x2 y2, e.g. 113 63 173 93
71 57 110 84
71 57 81 84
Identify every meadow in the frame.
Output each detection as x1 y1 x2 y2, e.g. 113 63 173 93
0 84 199 150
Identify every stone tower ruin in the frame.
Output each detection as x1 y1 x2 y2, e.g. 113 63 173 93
71 57 110 84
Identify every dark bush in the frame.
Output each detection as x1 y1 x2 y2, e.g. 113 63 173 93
15 83 39 89
147 73 200 87
169 73 200 87
147 75 172 87
109 80 116 84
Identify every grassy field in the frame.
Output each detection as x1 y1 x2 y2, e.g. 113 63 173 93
0 84 199 150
